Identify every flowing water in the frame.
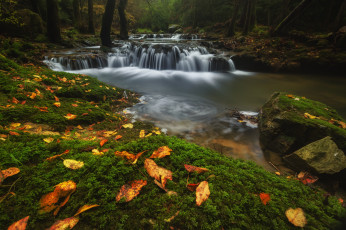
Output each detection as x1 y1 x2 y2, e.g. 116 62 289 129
44 35 346 170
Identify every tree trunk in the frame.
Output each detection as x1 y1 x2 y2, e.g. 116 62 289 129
226 0 240 37
272 0 314 35
239 0 249 27
88 0 95 34
30 0 39 14
249 0 257 31
73 0 81 30
100 0 117 47
334 0 346 32
243 0 252 35
118 0 128 40
46 0 61 42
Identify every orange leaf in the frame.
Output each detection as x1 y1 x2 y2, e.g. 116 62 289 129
46 149 70 161
196 181 210 206
100 139 108 147
187 183 200 192
149 146 172 159
144 159 173 188
285 208 307 227
73 204 100 216
53 102 61 107
114 151 136 161
12 97 19 104
47 217 79 230
64 113 77 120
29 92 36 99
115 135 122 140
54 96 60 102
71 104 78 107
1 167 20 184
184 164 209 174
286 94 294 98
34 106 48 112
21 100 26 105
9 131 20 136
259 193 270 205
8 216 29 230
116 180 147 202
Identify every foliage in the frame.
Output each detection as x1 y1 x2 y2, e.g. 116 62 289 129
0 0 22 26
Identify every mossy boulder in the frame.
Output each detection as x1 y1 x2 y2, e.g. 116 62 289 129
259 92 346 156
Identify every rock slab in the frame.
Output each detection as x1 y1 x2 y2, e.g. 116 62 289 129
283 136 346 174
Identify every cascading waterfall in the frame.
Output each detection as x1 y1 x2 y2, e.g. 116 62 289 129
44 43 235 72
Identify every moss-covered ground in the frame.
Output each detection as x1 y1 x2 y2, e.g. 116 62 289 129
0 55 345 229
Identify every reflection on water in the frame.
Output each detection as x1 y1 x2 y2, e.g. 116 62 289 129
65 66 346 169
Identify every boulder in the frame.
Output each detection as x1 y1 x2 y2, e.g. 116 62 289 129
259 92 346 156
168 24 181 33
283 136 346 174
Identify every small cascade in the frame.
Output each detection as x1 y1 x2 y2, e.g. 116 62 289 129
129 34 200 40
45 43 235 72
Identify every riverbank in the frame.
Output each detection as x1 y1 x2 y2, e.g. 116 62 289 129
1 52 345 229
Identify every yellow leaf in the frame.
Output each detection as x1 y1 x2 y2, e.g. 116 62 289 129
63 159 84 170
285 208 307 227
122 123 133 129
103 130 117 137
92 149 103 156
145 133 152 138
139 130 145 138
29 92 36 99
73 204 100 216
43 137 54 143
304 113 317 119
47 217 79 230
275 172 281 176
54 102 61 107
152 130 161 135
76 125 83 130
64 114 77 120
10 123 21 128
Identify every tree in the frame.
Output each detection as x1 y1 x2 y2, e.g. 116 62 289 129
100 0 116 47
118 0 128 39
333 0 346 32
46 0 61 42
73 0 81 30
226 0 240 37
272 0 314 35
88 0 95 34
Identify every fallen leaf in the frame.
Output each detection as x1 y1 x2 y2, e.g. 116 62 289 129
73 204 100 216
338 198 344 204
29 92 36 99
122 123 133 129
115 135 122 140
92 149 103 156
286 94 294 98
71 104 78 107
10 123 21 128
64 114 77 120
275 172 281 176
46 150 70 161
0 167 20 184
44 137 54 143
152 130 161 135
184 164 209 174
285 208 307 227
145 133 152 138
297 171 318 184
164 211 180 223
12 97 19 104
259 193 270 205
149 146 172 159
139 130 145 138
8 216 29 230
39 180 77 216
304 112 317 119
187 183 200 192
34 106 48 112
100 139 108 147
144 159 173 188
63 159 84 170
116 180 147 202
9 131 20 136
103 130 117 137
47 216 79 230
76 125 83 130
54 96 60 102
114 151 145 164
53 102 61 107
196 181 210 206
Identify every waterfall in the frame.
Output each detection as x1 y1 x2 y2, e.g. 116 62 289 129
44 43 235 72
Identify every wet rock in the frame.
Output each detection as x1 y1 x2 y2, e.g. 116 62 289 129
334 26 346 50
283 136 346 174
209 56 231 72
168 24 181 33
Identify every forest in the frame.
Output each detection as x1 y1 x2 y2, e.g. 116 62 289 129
1 0 346 229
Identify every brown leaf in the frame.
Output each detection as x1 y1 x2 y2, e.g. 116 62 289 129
259 193 270 205
115 135 122 140
144 159 173 188
1 167 20 183
116 180 147 202
73 204 100 216
285 208 307 227
39 181 76 215
63 159 84 170
149 146 172 159
154 179 167 192
46 150 70 161
164 211 180 223
187 183 200 192
47 217 79 230
9 131 20 136
8 216 29 230
99 139 108 147
12 97 19 104
184 164 209 174
114 150 146 164
196 181 210 206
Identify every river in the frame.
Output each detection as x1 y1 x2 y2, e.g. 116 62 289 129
44 35 346 170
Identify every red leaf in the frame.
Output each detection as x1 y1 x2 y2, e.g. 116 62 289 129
187 183 200 192
9 131 20 136
259 193 270 205
184 164 209 174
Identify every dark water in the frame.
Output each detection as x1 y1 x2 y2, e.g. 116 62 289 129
44 39 346 169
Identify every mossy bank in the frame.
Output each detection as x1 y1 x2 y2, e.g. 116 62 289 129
0 55 345 229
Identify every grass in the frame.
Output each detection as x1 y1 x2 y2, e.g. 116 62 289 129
0 54 345 229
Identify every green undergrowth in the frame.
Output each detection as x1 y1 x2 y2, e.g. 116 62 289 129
1 55 345 229
0 135 345 229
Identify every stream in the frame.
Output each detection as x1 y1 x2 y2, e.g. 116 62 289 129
44 34 346 170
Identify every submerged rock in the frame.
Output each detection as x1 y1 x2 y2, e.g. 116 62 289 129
283 136 346 174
